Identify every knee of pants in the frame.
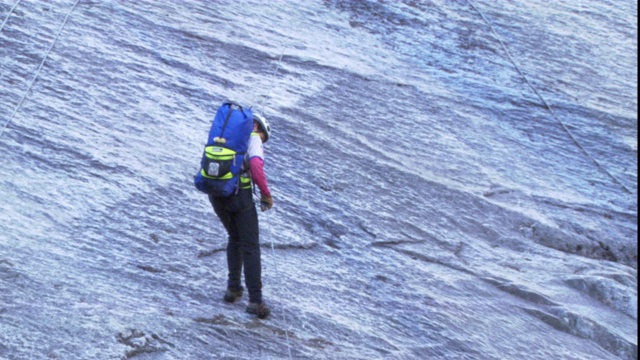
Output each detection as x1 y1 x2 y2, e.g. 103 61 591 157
240 237 260 254
227 237 241 248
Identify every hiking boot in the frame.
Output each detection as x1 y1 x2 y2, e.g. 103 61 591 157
246 302 271 319
223 287 243 303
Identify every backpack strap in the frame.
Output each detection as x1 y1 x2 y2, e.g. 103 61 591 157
214 103 240 144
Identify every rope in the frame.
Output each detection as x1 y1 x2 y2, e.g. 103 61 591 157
263 208 294 360
0 0 21 33
0 0 81 139
467 0 632 194
253 49 285 115
251 29 292 360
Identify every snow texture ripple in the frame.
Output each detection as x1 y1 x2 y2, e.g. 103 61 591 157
0 1 637 359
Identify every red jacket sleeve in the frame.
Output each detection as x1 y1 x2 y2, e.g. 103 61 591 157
249 157 271 198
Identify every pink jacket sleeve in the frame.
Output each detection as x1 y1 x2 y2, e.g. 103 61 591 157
249 157 271 198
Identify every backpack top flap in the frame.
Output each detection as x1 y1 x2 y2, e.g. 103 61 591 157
207 102 254 153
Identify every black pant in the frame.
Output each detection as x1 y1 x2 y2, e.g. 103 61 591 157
208 189 262 304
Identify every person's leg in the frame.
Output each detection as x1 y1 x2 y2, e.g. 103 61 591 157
234 205 262 304
209 194 243 290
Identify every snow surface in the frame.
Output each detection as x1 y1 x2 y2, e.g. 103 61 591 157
0 0 637 359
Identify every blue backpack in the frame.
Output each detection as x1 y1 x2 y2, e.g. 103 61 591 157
194 101 253 197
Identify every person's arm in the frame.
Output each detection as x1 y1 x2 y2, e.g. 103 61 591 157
249 157 271 198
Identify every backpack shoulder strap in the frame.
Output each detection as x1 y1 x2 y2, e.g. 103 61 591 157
215 103 242 143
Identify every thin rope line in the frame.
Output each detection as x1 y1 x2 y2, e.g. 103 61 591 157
264 209 294 360
263 51 285 107
253 49 285 114
0 0 21 33
468 0 632 194
253 26 292 360
0 0 80 139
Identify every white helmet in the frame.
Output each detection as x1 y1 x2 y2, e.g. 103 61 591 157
253 113 271 143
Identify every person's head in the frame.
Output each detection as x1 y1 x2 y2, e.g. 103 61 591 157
253 113 271 143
